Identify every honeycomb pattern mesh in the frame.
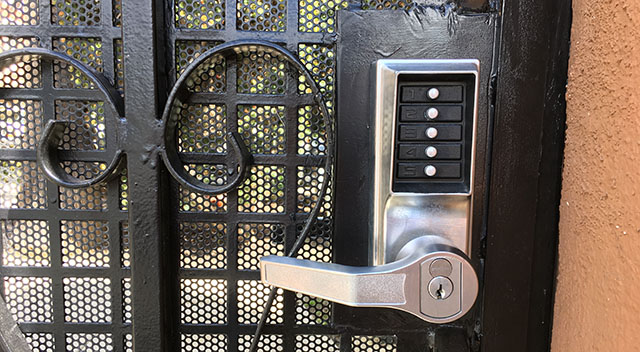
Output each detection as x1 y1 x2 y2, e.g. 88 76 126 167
237 280 284 324
237 49 286 94
0 0 39 26
113 0 122 26
176 40 226 93
0 160 47 209
123 278 132 323
236 0 286 31
297 105 327 155
63 277 112 323
120 169 129 210
114 39 125 94
175 0 225 29
52 37 103 89
178 103 227 154
51 0 102 26
0 1 130 350
361 0 413 9
296 166 332 216
298 0 347 33
238 165 286 213
295 293 331 325
121 221 130 268
3 276 53 323
25 333 55 352
0 37 41 89
58 161 108 210
1 220 50 267
237 223 285 270
181 334 228 351
124 334 133 352
295 334 341 352
55 100 106 151
187 163 229 186
180 222 227 269
237 105 286 154
65 333 114 352
181 279 228 324
298 44 335 111
0 99 43 149
61 220 110 267
296 219 333 263
180 185 228 213
352 336 398 352
238 334 284 352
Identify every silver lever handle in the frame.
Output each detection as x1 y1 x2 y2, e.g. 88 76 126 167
260 236 478 324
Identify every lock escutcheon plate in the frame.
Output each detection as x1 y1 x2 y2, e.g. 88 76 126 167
372 59 480 265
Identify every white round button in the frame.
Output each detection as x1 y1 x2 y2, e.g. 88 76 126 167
424 165 437 177
425 146 438 158
426 127 438 139
428 88 440 100
426 107 439 119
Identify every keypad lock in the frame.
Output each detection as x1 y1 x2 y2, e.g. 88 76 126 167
260 59 480 324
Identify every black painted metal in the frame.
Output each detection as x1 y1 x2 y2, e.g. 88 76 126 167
0 0 569 351
122 0 170 350
481 0 571 351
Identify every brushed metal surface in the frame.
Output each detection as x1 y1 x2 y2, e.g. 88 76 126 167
372 59 480 265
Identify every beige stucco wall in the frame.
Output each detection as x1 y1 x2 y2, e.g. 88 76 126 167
551 0 640 350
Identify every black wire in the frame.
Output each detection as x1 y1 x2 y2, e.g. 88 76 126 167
247 54 334 352
173 40 334 352
248 167 332 350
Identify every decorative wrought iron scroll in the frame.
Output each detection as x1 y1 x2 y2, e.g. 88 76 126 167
0 39 334 351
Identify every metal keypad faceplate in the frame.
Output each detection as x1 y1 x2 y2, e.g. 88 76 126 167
372 59 479 265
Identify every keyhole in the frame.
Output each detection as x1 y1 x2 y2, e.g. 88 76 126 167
436 284 446 300
428 276 453 301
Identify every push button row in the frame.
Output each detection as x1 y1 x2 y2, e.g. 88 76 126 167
397 162 461 179
401 86 463 103
400 106 462 122
399 125 462 141
397 144 462 160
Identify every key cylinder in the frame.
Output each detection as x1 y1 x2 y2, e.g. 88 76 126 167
428 276 453 300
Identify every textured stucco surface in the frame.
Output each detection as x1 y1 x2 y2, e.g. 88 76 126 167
552 0 640 350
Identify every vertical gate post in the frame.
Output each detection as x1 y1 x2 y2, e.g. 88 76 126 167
122 0 174 351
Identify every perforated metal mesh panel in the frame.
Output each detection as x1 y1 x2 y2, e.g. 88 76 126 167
352 335 398 352
167 0 350 348
0 0 131 351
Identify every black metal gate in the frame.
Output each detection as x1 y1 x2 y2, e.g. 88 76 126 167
0 0 571 351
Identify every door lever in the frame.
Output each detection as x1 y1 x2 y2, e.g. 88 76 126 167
260 236 478 324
